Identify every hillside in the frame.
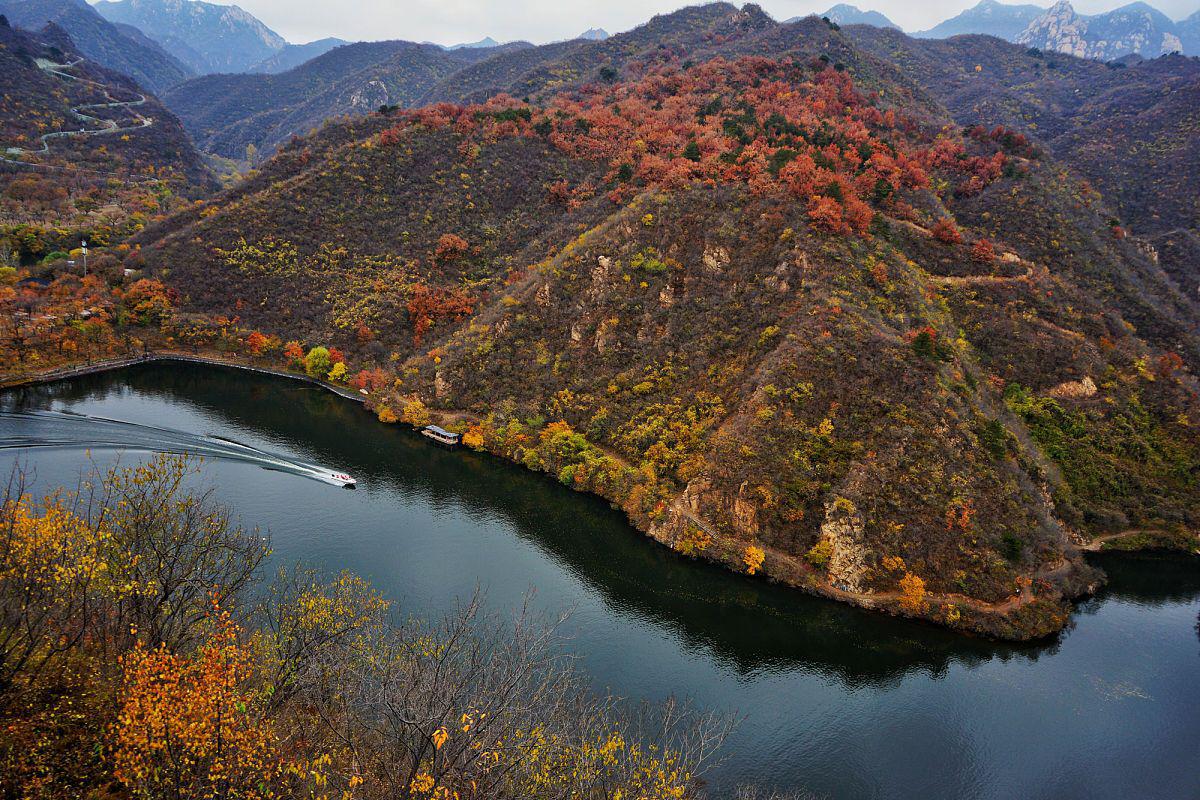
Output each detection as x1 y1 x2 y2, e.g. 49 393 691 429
94 0 286 74
0 0 191 91
131 8 1200 638
0 17 214 230
846 26 1200 308
421 3 778 105
163 39 516 158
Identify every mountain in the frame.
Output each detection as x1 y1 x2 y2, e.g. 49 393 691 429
1017 1 1185 59
0 17 213 225
915 0 1044 41
93 0 286 74
132 6 1200 639
248 37 347 74
447 36 500 50
0 0 191 91
847 23 1200 338
420 2 779 104
788 4 899 29
1181 9 1200 55
578 27 609 40
162 39 512 159
166 4 785 159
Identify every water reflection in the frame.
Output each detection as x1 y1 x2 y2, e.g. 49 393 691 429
6 363 1200 800
6 363 1196 689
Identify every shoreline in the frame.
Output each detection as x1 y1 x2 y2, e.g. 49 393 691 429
0 351 369 405
4 352 1192 641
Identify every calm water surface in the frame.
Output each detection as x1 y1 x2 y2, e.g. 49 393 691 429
1 363 1198 800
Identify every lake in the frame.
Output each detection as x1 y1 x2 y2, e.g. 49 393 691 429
1 362 1197 800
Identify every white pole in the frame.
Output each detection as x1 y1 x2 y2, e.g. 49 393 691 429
81 239 87 277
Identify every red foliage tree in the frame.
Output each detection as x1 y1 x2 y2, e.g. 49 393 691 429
931 217 963 245
406 284 475 345
971 238 996 262
282 341 304 368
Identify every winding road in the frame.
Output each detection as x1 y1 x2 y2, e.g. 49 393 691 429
0 56 155 177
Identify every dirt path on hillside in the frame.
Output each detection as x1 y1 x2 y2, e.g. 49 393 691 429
0 55 156 178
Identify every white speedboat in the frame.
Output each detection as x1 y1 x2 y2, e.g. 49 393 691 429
330 472 357 488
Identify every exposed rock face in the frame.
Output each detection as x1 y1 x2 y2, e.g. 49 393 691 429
702 245 730 274
350 79 390 111
1019 1 1091 57
1048 376 1098 399
1017 0 1188 60
823 499 871 594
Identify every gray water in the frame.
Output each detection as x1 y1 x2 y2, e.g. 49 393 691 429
1 362 1197 800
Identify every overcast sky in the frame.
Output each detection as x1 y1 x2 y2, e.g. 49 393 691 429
216 0 1200 46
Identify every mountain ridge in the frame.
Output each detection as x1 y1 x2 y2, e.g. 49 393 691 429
93 0 287 73
0 0 192 91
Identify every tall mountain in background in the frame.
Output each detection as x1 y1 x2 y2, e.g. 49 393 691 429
0 0 191 91
915 0 1044 40
93 0 285 73
800 4 899 29
578 27 609 40
248 37 347 74
163 39 515 158
1017 1 1185 59
447 36 500 50
1182 9 1200 53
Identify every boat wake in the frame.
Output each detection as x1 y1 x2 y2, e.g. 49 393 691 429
0 409 356 487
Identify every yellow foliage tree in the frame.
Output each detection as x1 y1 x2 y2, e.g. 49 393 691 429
743 545 765 576
402 399 431 427
898 571 927 613
377 406 398 424
674 525 712 557
461 423 485 450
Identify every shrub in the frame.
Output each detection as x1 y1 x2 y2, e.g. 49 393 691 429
805 539 834 568
931 217 962 244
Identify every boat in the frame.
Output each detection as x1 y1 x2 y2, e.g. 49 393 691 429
421 425 462 447
330 472 357 488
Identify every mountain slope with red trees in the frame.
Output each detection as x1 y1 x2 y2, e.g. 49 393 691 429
128 28 1200 639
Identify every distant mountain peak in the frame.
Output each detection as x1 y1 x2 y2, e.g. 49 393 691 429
93 0 286 74
578 27 609 40
1017 0 1187 59
816 4 899 30
915 0 1046 40
446 36 499 50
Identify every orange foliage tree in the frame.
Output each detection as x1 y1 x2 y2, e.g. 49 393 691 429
433 233 468 265
112 609 283 800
